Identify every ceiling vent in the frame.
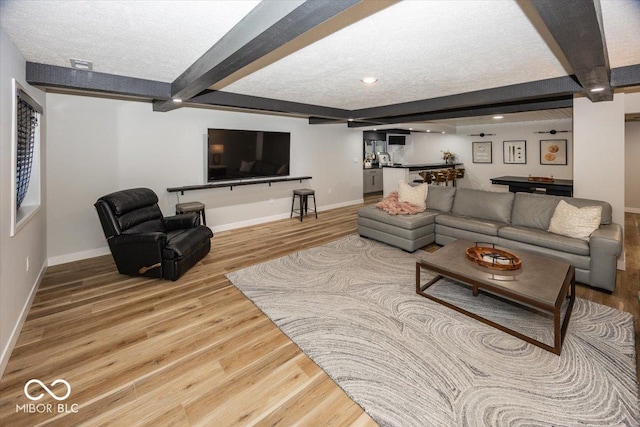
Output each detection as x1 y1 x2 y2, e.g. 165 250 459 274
70 59 93 71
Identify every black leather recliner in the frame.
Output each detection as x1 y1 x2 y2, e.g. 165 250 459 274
94 188 213 281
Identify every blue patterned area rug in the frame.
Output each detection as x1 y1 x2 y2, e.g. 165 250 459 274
226 235 639 426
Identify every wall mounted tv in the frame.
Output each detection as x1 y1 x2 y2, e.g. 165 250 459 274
206 128 291 182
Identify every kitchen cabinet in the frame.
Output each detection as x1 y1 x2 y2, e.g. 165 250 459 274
363 169 383 194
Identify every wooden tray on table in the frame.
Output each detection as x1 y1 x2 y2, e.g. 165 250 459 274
465 245 522 271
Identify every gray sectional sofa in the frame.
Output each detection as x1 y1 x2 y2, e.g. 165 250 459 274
357 186 623 292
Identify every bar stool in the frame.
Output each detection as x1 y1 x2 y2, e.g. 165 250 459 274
434 171 448 186
419 171 435 184
290 189 317 222
446 169 458 186
176 201 206 225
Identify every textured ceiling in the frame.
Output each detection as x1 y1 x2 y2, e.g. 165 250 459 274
0 0 260 82
600 0 640 68
222 0 570 110
0 0 639 116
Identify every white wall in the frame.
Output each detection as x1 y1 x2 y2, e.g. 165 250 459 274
573 94 626 231
0 29 47 376
625 121 640 212
46 94 362 263
387 119 573 191
625 93 640 213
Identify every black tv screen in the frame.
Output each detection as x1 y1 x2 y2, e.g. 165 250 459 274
207 128 290 182
388 135 406 145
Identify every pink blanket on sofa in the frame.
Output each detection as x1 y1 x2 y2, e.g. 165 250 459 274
376 192 426 215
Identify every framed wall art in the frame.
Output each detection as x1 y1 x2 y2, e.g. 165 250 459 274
472 141 492 163
503 140 526 164
540 139 567 165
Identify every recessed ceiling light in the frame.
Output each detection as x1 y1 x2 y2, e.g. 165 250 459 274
70 58 93 71
441 131 445 134
426 130 431 133
373 128 377 131
172 98 183 103
590 87 605 92
409 128 413 130
348 118 354 122
493 115 504 119
360 77 378 84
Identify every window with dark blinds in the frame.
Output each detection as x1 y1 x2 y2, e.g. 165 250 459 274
16 93 39 209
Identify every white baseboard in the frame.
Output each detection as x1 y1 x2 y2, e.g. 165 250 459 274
49 199 366 262
617 250 626 271
0 261 47 379
48 246 110 267
211 212 294 233
319 198 365 211
624 207 640 214
211 199 364 233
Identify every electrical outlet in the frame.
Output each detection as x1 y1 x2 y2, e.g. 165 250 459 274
26 256 30 272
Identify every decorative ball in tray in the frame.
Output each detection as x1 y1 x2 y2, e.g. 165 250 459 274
465 244 522 271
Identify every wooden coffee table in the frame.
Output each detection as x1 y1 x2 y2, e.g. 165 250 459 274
416 239 575 355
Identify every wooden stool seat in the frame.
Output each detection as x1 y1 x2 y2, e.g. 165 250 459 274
290 189 317 221
176 201 206 225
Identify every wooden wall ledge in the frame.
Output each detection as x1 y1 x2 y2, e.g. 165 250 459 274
167 176 312 195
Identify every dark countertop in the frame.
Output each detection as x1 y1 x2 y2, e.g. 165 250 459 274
382 163 462 171
490 175 573 186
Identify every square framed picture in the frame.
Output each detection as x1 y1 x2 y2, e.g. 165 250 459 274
503 140 526 164
540 139 567 165
472 141 492 163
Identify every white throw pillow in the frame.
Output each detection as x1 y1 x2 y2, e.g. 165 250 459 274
547 200 602 240
398 180 428 209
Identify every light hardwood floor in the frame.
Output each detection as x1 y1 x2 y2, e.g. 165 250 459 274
1 198 638 426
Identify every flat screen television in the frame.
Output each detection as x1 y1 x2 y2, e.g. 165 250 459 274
207 128 291 182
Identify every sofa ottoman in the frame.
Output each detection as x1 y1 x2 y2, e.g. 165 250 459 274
358 185 456 252
358 206 437 252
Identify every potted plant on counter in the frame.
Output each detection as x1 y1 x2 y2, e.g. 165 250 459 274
442 150 457 164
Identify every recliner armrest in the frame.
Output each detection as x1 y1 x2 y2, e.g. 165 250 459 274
162 214 199 231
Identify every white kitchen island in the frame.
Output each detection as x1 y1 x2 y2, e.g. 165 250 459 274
382 163 462 196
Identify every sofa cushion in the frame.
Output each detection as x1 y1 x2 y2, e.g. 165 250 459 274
425 185 456 212
511 192 563 230
548 200 602 240
357 206 437 230
498 225 590 256
512 192 612 229
452 188 514 223
398 180 427 208
435 213 503 236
